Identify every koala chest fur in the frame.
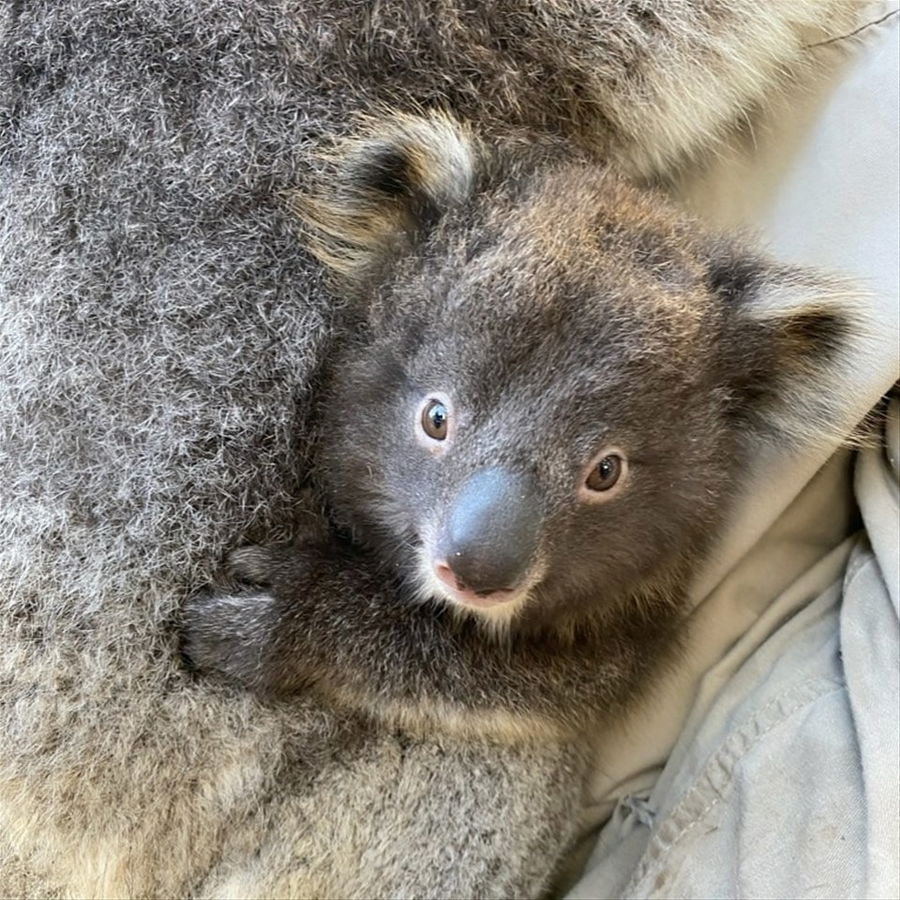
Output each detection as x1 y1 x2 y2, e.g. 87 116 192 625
0 2 866 898
197 721 586 900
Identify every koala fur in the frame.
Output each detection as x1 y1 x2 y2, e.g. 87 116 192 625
182 117 860 745
0 2 866 898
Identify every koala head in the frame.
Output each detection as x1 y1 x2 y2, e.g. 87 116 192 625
304 112 858 633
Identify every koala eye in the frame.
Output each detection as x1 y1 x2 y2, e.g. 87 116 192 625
586 455 622 491
581 451 628 500
420 397 450 441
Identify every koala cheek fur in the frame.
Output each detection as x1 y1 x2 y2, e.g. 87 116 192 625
0 2 870 898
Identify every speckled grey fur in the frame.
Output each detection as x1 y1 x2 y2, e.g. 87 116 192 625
0 2 860 897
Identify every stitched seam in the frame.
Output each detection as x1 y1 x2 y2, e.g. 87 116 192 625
624 676 844 896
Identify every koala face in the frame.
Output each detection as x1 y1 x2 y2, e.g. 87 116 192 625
308 113 854 630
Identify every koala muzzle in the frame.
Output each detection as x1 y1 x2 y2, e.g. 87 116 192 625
435 467 540 596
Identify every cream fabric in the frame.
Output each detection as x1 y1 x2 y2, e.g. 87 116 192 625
569 8 900 899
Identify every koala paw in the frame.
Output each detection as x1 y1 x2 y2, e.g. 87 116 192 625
180 585 278 690
225 537 333 590
225 544 282 587
181 529 341 693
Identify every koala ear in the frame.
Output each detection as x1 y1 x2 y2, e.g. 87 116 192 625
299 111 480 285
710 244 870 448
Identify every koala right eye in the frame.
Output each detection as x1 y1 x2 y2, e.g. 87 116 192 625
421 398 449 440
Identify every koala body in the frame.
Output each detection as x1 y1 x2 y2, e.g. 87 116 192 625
0 2 863 898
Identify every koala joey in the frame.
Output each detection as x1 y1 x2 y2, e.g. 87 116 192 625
183 113 858 744
2 2 868 896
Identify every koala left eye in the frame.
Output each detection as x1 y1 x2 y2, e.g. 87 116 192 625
586 455 622 491
580 450 628 501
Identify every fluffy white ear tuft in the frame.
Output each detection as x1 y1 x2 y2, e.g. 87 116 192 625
299 110 480 285
711 247 876 451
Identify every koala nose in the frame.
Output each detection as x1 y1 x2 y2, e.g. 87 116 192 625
435 467 541 595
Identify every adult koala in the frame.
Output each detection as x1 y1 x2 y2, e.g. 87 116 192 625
0 2 861 897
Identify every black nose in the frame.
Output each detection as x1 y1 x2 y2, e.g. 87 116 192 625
436 467 540 594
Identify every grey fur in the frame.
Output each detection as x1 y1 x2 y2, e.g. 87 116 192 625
0 2 861 897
